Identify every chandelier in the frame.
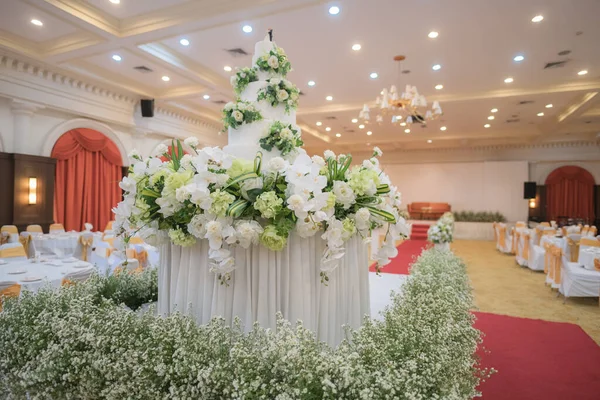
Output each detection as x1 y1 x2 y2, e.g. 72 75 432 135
358 55 442 127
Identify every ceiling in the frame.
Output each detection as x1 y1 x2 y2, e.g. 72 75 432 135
1 0 600 154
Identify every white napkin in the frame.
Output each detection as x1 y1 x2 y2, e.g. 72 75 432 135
84 223 93 232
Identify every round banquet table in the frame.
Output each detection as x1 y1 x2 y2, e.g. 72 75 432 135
33 232 103 257
0 258 94 293
158 232 370 346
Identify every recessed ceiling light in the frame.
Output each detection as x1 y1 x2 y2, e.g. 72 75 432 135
435 84 443 90
242 25 253 33
537 112 544 117
484 124 491 128
111 54 122 61
491 108 498 113
369 72 378 79
316 121 322 126
109 0 120 3
428 31 439 39
427 139 433 143
545 104 553 108
335 133 341 137
203 94 210 100
404 129 410 133
352 44 361 51
400 122 407 126
513 55 525 62
328 6 340 15
367 131 373 135
432 64 442 71
440 126 447 131
161 76 170 82
325 127 331 131
578 70 588 76
179 38 190 46
358 124 365 129
326 95 333 101
308 80 316 87
504 77 514 83
224 66 232 72
531 15 544 23
488 116 495 120
351 118 358 123
30 19 43 26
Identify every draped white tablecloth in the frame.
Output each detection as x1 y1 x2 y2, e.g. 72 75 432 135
579 247 600 270
158 232 370 346
0 258 93 293
33 232 103 257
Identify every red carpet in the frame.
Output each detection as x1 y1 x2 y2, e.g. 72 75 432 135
475 312 600 400
369 240 428 275
410 223 430 240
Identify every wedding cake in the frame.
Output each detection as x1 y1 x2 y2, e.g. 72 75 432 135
223 32 303 162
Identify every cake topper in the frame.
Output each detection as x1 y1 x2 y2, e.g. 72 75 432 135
268 29 273 42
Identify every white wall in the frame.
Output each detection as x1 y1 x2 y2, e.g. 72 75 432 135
384 161 529 222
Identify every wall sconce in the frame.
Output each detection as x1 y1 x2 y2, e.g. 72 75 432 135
28 177 37 205
528 198 536 209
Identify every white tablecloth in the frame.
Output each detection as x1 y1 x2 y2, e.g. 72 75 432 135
0 258 94 293
158 232 370 346
579 247 600 270
33 232 102 257
560 262 600 298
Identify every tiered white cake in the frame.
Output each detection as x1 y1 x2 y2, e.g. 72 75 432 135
223 35 302 162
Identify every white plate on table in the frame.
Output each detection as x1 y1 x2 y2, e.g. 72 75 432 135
73 262 90 269
44 262 62 267
62 258 78 263
7 270 27 275
20 276 43 282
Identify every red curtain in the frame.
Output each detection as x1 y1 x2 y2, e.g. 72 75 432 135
52 128 124 232
545 166 595 221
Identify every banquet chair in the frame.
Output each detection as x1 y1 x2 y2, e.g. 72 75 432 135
528 228 556 271
49 223 65 234
586 226 597 237
26 225 43 236
62 268 95 287
565 234 582 263
114 259 140 275
126 247 149 269
73 232 94 262
0 225 18 243
540 222 551 227
581 225 589 236
516 231 530 267
497 224 512 254
515 221 527 229
0 243 27 260
19 232 37 259
559 238 600 301
129 236 145 245
104 221 114 232
0 232 9 246
0 281 21 312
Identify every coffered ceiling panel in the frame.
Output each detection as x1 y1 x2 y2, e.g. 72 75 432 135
0 0 78 42
84 0 192 19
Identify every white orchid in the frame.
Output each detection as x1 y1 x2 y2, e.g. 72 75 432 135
332 181 356 210
184 136 200 149
153 144 169 157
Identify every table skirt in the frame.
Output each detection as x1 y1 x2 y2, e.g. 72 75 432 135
157 232 370 346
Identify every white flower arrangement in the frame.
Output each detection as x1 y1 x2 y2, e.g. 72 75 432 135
113 141 407 284
259 121 303 156
255 46 292 76
0 249 492 399
230 66 258 95
257 78 299 114
222 100 263 130
428 211 455 244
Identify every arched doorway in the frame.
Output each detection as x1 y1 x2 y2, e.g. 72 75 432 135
545 166 595 223
51 128 124 231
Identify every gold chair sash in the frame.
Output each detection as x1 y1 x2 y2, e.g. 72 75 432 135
511 228 516 254
582 227 589 236
26 225 43 233
523 233 530 260
580 238 600 247
492 223 498 243
498 226 506 250
566 238 580 263
18 235 32 258
61 278 75 287
516 222 526 228
0 283 21 312
0 235 8 246
78 236 94 262
129 236 144 245
543 242 553 274
514 231 521 257
540 222 551 227
551 246 563 284
105 221 114 232
126 248 149 268
0 246 27 259
543 229 556 237
594 259 600 272
1 225 18 234
49 223 65 232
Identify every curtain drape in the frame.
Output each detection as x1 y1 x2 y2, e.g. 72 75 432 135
545 166 595 222
52 128 123 232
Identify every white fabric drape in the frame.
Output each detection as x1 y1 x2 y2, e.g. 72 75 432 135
158 232 370 346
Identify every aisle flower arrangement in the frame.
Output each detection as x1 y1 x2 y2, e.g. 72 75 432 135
114 141 409 283
428 211 455 244
0 249 492 399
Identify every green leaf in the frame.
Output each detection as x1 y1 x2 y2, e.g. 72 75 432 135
141 188 161 198
245 188 264 202
226 199 249 218
364 206 396 223
223 171 259 190
376 184 390 194
254 152 263 174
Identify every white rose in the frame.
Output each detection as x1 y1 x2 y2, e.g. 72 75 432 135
324 150 336 160
153 144 169 157
267 55 279 69
277 89 289 102
232 110 244 122
270 78 281 86
280 128 293 140
287 194 306 213
184 137 200 148
355 207 371 230
241 177 264 200
175 186 191 203
237 102 248 111
332 181 356 209
311 155 326 167
180 154 194 170
267 156 287 173
224 102 234 111
290 92 299 101
296 219 320 238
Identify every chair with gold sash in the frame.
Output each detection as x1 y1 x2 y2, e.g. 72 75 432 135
113 259 140 275
581 225 590 236
547 245 563 289
492 222 498 249
0 243 27 260
26 225 43 236
515 221 527 228
516 231 530 267
1 225 19 244
73 232 94 262
126 247 149 269
49 223 65 234
540 222 551 227
19 232 37 259
529 229 556 271
61 267 95 287
104 221 114 233
595 259 600 272
559 238 600 302
586 226 597 238
0 281 21 312
497 225 512 254
0 232 9 246
565 234 582 263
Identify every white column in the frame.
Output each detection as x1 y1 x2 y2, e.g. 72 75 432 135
11 100 43 155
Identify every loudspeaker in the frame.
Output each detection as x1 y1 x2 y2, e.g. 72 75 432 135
524 182 537 199
140 99 154 117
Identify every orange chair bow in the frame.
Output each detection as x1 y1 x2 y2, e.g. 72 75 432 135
566 237 580 263
594 258 600 272
126 248 148 268
61 278 75 287
523 233 530 260
511 228 517 254
18 235 32 258
78 235 94 261
498 226 506 250
550 246 563 284
0 234 8 246
543 242 553 274
0 283 21 312
492 223 498 243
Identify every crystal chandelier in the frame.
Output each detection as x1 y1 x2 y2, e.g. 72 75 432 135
359 55 442 127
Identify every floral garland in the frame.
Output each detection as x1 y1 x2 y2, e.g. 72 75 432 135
222 100 262 130
257 78 299 114
230 67 258 95
255 46 292 76
259 121 303 156
428 212 455 244
114 142 408 284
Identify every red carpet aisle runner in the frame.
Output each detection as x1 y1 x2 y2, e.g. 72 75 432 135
410 223 430 240
474 312 600 400
369 240 429 275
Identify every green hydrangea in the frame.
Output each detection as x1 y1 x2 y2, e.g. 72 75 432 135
347 167 380 196
209 189 235 217
168 228 196 247
162 170 194 196
149 168 172 190
324 192 336 210
260 225 287 251
253 191 283 219
342 218 356 240
227 158 254 178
